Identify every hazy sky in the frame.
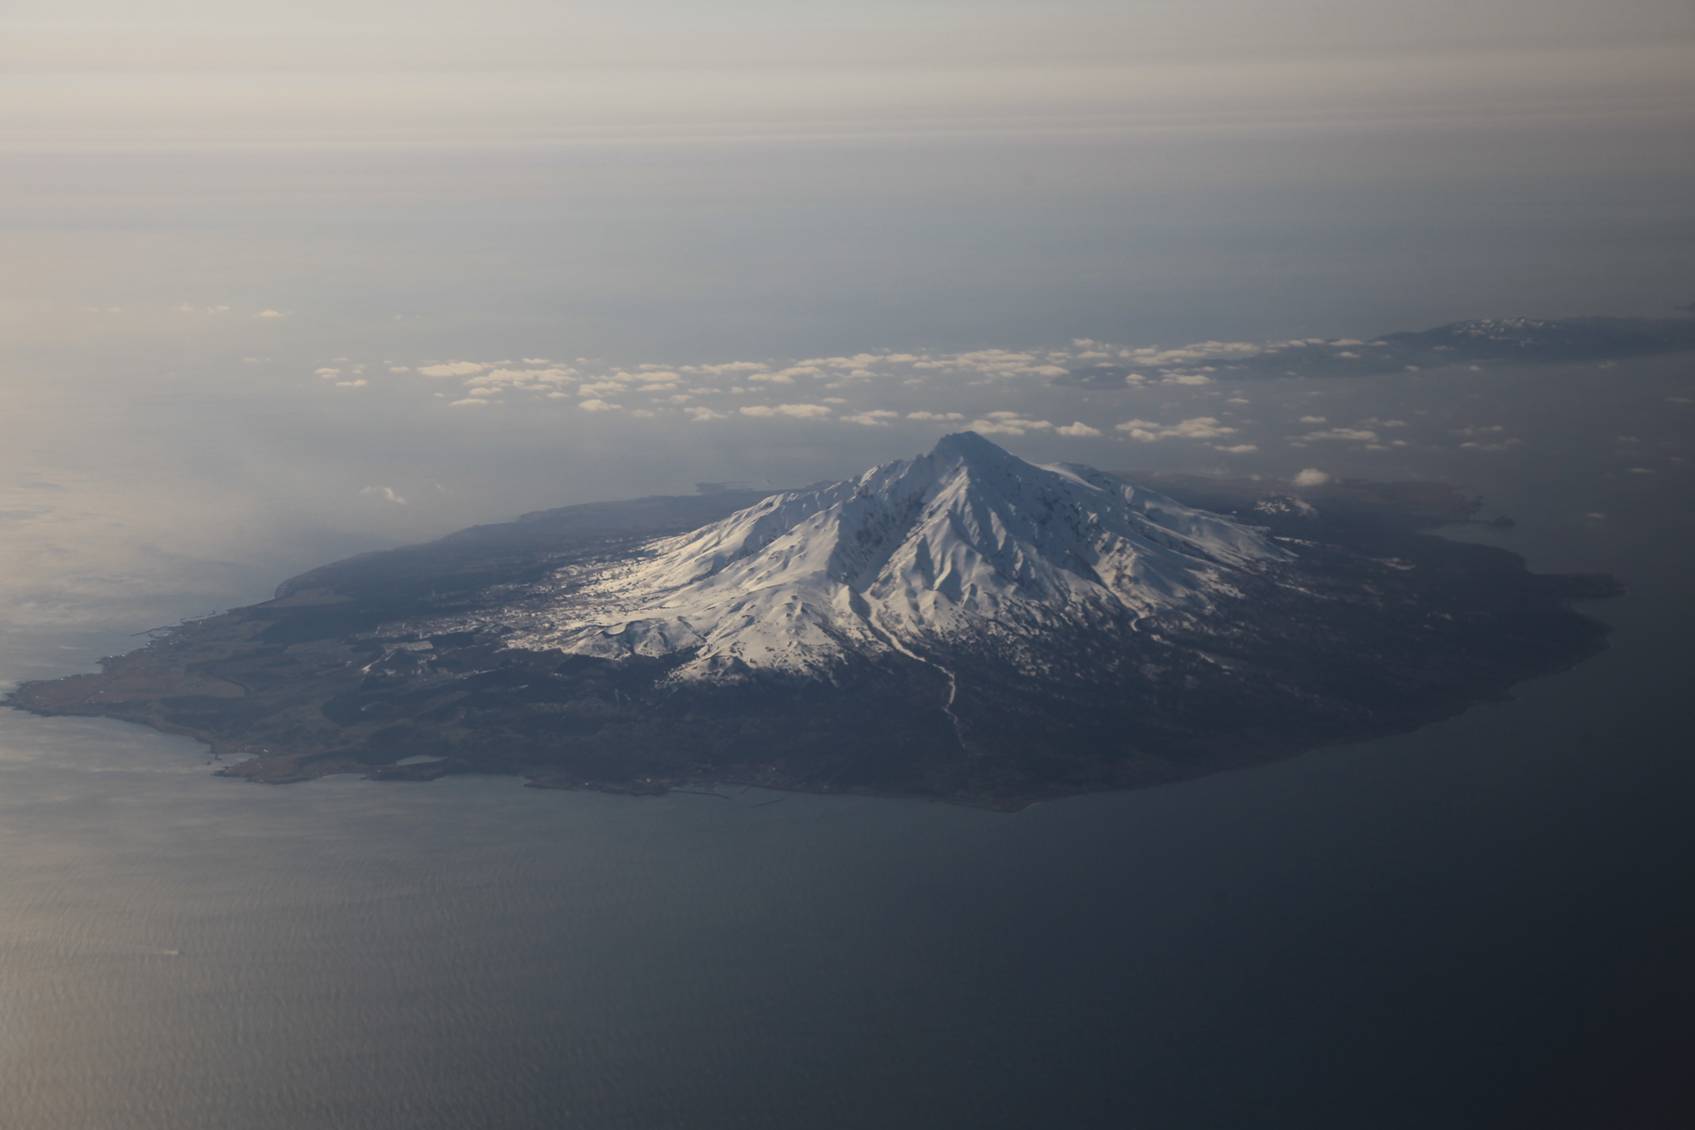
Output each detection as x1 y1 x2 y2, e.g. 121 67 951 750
5 2 1692 147
1 2 1691 636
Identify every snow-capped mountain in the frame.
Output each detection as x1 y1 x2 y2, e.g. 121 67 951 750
14 430 1615 806
497 433 1290 682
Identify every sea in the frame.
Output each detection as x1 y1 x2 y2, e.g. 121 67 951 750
3 363 1692 1128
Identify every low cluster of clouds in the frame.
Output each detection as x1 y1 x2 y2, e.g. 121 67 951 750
318 339 1287 447
315 362 369 389
167 303 288 319
1113 415 1255 453
377 346 1088 412
336 349 1165 442
1093 335 1392 386
1289 416 1413 451
330 330 1417 416
306 337 1573 469
1116 415 1237 442
1453 424 1523 452
739 403 833 420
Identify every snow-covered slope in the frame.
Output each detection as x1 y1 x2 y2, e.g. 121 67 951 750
499 432 1289 681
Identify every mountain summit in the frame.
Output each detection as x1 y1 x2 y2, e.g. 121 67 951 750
498 433 1289 682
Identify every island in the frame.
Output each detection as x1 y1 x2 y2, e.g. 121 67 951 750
7 435 1621 809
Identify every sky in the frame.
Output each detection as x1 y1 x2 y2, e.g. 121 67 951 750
6 2 1692 147
1 1 1692 636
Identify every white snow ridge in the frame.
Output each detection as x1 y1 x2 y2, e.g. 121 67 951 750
499 432 1289 681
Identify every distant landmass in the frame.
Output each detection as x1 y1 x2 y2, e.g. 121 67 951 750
8 435 1620 808
1059 313 1695 386
1381 314 1695 361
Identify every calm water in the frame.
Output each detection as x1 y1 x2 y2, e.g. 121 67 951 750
3 366 1692 1128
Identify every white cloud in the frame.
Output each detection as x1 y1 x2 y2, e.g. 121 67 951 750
341 326 1533 435
1293 468 1332 487
739 403 832 419
1133 340 1263 364
479 366 574 389
1301 427 1378 443
751 365 821 384
1166 416 1235 439
256 308 287 319
1213 443 1259 454
842 410 900 427
965 413 1053 436
1116 416 1237 442
418 361 490 378
690 360 769 376
578 399 622 413
447 397 491 408
685 406 728 422
360 485 406 505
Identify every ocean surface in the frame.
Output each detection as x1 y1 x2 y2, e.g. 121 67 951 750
3 363 1692 1128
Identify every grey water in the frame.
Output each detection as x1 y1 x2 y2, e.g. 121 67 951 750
3 365 1693 1128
